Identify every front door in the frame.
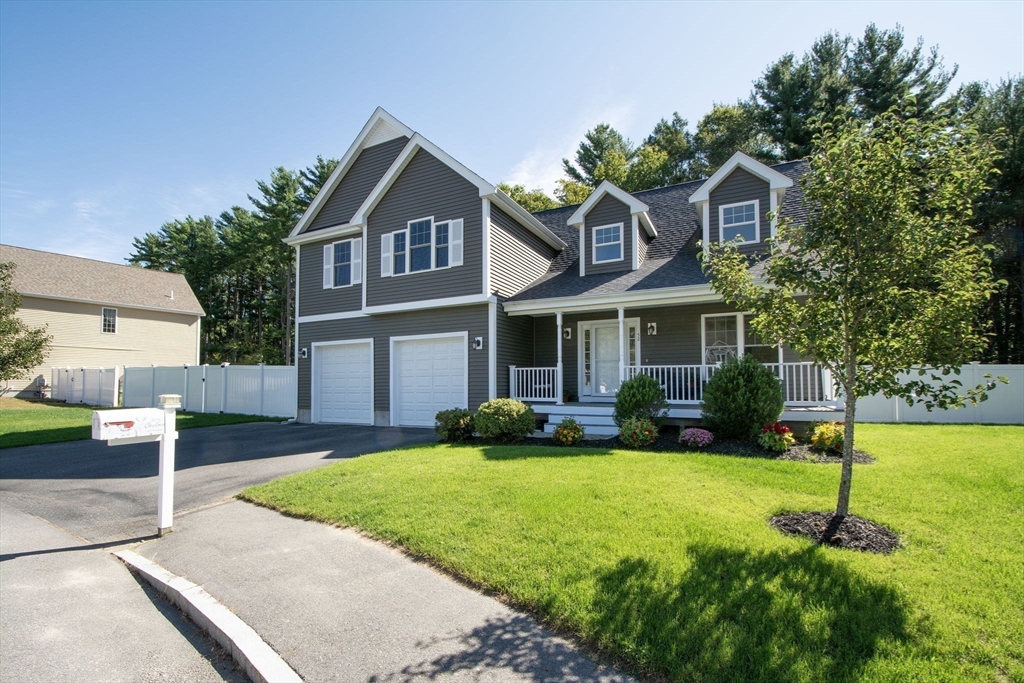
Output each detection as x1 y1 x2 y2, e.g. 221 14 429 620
580 319 639 398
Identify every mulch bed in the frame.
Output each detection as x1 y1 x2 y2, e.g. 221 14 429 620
524 427 875 464
770 511 901 554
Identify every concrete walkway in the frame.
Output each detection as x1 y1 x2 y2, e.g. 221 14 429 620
133 499 631 683
0 499 245 682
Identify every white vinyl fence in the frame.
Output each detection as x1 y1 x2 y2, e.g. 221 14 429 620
122 364 297 418
51 367 119 407
856 364 1023 424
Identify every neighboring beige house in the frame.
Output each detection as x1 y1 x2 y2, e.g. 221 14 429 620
1 245 205 397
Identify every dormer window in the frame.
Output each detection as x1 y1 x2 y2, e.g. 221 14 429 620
719 200 759 243
592 223 623 263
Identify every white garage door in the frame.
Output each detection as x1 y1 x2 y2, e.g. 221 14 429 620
393 334 467 427
316 341 373 425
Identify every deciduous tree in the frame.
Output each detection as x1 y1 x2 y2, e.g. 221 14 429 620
0 261 52 394
701 104 1002 519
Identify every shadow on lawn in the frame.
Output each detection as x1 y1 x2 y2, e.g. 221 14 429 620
591 544 916 683
480 445 614 461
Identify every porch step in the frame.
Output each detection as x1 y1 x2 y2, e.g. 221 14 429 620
540 407 619 437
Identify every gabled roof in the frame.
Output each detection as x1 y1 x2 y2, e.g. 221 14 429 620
506 159 809 304
288 107 413 239
567 180 657 237
688 151 793 204
1 244 205 316
285 109 566 250
352 132 566 250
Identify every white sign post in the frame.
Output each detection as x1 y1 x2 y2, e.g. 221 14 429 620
92 394 181 536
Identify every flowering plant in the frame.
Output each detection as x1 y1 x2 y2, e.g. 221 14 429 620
619 417 658 448
809 420 844 452
679 428 714 449
758 421 795 452
552 417 585 446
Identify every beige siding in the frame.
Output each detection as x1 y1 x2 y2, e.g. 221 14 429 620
9 296 199 394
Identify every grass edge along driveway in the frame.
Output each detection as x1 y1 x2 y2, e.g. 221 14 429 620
241 424 1024 683
0 397 282 449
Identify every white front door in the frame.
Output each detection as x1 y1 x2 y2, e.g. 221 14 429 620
315 341 373 425
580 319 640 398
392 334 468 427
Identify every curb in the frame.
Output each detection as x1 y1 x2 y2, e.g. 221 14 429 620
115 550 302 683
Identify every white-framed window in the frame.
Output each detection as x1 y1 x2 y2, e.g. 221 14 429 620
381 217 463 277
592 223 623 264
322 237 363 289
701 312 783 365
101 307 117 334
719 200 759 244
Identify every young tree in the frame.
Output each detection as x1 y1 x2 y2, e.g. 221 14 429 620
701 104 1002 519
0 262 53 394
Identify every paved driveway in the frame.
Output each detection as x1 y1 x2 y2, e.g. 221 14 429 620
0 421 437 543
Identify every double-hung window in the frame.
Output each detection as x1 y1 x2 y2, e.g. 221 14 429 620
101 307 117 334
592 223 623 263
381 217 462 277
719 201 759 243
322 237 363 288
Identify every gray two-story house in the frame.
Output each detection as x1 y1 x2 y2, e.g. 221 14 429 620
285 108 836 434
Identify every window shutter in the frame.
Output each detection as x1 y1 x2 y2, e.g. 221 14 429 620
351 238 362 285
323 244 333 288
380 233 393 277
450 219 464 267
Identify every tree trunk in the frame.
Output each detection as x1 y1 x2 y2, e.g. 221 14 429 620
835 356 858 518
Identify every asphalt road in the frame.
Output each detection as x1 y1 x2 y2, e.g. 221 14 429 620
0 421 437 543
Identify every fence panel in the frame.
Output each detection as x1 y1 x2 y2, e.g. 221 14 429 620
855 364 1023 424
121 363 296 418
49 367 118 407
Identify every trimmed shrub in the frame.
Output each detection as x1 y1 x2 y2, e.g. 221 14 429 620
680 427 714 450
758 421 795 452
618 416 658 448
552 417 585 446
473 398 535 443
700 355 784 441
435 408 474 443
809 420 845 452
613 373 668 427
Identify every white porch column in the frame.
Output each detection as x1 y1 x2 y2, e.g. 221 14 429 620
618 307 625 382
556 312 564 405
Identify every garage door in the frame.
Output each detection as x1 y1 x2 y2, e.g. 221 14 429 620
316 341 373 425
393 334 467 427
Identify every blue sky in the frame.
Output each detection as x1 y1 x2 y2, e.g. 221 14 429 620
1 1 1022 264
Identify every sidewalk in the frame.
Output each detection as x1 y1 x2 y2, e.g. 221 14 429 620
132 499 632 683
0 500 245 683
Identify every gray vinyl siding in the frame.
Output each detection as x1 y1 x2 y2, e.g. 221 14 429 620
584 195 632 275
637 227 651 266
298 236 362 316
304 137 408 233
495 299 535 398
297 304 489 413
366 149 483 306
708 167 771 253
489 205 556 298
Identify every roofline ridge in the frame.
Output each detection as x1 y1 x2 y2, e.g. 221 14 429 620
0 243 183 273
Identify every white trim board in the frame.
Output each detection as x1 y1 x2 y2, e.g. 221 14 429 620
502 285 725 316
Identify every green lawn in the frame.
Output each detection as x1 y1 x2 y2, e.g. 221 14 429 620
0 397 283 448
241 424 1023 683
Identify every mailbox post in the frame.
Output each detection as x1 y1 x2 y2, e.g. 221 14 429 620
92 394 181 536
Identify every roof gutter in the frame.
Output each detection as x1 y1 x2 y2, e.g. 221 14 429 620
502 284 725 316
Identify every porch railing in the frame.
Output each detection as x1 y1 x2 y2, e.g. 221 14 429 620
509 366 559 402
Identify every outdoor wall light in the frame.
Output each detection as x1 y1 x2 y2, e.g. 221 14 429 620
647 323 657 336
563 328 572 340
473 337 484 350
299 347 308 359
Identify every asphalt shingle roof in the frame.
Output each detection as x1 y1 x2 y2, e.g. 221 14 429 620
509 159 808 302
1 245 205 316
